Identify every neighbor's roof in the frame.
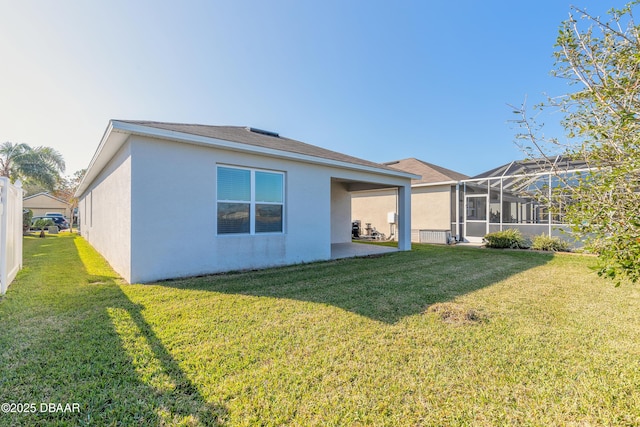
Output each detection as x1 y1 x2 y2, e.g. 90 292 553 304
75 120 418 197
383 158 469 186
23 192 70 205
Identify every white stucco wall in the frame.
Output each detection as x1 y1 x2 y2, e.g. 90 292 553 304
330 180 352 244
127 136 337 282
79 134 412 283
78 142 132 281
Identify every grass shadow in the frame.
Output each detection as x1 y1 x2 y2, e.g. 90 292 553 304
155 244 554 324
0 234 226 426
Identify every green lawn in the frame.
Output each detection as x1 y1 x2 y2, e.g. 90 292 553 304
1 234 639 426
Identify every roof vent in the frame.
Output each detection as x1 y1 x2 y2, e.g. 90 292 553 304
247 127 279 138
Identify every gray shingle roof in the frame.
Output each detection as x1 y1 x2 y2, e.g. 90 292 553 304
383 158 469 185
118 120 404 173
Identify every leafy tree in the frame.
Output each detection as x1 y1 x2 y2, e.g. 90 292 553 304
0 142 66 191
54 169 85 202
513 2 640 284
56 169 85 229
20 169 84 202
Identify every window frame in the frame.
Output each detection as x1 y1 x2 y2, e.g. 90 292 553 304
216 164 285 235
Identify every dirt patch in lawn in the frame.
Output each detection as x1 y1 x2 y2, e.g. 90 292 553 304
426 302 489 325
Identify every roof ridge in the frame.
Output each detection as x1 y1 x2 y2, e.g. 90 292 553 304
383 157 469 182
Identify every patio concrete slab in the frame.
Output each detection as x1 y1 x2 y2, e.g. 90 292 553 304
331 242 398 260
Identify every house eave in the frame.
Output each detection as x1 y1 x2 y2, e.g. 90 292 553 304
412 180 460 188
74 121 128 198
75 120 418 197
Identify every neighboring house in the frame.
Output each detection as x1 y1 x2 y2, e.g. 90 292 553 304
352 158 468 243
457 156 589 243
74 120 417 283
23 192 72 218
354 156 590 245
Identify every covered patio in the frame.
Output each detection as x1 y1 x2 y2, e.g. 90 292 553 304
331 242 398 259
330 176 414 258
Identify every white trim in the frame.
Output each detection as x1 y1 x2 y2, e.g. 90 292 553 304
461 168 591 183
411 180 460 188
464 194 489 241
74 121 128 198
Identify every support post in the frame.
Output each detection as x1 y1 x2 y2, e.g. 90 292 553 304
499 179 503 231
548 174 552 237
397 183 411 251
455 183 460 242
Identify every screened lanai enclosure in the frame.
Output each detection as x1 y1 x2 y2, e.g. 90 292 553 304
451 157 589 243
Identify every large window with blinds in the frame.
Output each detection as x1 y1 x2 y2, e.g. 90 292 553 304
217 165 284 235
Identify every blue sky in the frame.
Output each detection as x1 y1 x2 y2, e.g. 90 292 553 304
0 0 628 177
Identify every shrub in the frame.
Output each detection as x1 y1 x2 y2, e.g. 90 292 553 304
33 218 54 230
531 234 570 252
483 229 531 249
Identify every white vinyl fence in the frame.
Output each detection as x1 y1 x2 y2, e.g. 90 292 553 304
0 177 23 294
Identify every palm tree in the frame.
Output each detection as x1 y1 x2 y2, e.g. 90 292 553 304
0 142 65 190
